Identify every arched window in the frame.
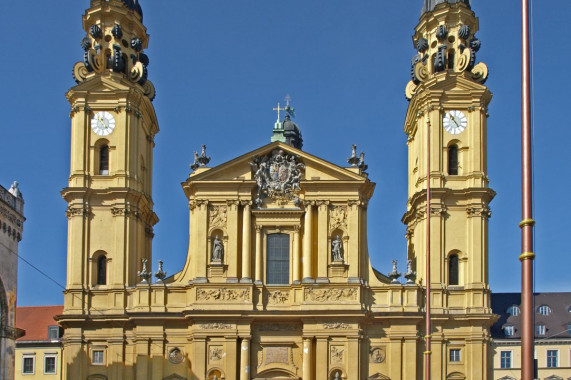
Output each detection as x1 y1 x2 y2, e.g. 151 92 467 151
537 305 552 316
266 234 289 285
99 145 109 175
96 255 107 285
506 305 520 316
448 144 458 175
449 254 459 285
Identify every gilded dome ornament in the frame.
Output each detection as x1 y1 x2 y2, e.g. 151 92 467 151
80 36 91 51
469 38 481 52
131 37 143 52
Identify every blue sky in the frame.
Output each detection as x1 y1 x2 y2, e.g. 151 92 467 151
1 1 569 306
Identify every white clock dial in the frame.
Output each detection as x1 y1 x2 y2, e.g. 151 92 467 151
443 110 467 135
91 111 116 136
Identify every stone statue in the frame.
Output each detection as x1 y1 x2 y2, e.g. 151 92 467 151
404 258 417 284
333 372 341 380
331 235 343 262
212 235 223 261
388 259 401 284
137 258 152 284
8 181 21 197
347 144 360 166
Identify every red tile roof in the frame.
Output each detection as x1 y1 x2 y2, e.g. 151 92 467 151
16 305 63 341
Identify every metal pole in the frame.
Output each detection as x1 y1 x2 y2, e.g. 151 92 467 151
520 0 535 378
425 120 431 380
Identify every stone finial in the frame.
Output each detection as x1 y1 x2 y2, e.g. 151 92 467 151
358 152 368 172
388 260 401 284
154 260 167 282
404 259 417 284
137 259 152 284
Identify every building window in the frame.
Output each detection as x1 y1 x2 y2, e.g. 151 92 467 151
99 145 109 175
537 305 551 315
568 323 571 335
547 350 558 368
500 351 512 369
449 349 461 362
504 325 514 336
536 324 546 336
92 350 104 365
96 255 107 285
266 233 290 285
448 144 458 175
22 355 35 374
48 325 60 340
506 305 520 316
44 355 57 374
448 254 459 285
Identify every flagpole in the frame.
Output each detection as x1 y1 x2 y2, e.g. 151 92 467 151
520 0 535 378
425 120 432 380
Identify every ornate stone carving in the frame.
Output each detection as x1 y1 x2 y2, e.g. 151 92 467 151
323 322 350 330
370 347 386 363
458 25 471 40
304 287 357 302
256 323 300 332
250 150 305 206
65 204 90 219
467 205 491 218
209 205 227 228
347 144 360 166
267 290 290 304
330 205 347 231
111 205 140 218
436 25 448 41
190 145 211 171
168 348 183 364
198 322 233 329
196 288 250 302
209 347 224 362
331 346 344 364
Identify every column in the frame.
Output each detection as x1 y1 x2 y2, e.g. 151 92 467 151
240 337 251 380
316 200 329 283
302 202 314 283
292 226 300 283
303 337 313 380
241 202 252 282
254 225 263 284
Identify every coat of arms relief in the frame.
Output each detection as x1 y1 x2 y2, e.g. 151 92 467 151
250 149 305 206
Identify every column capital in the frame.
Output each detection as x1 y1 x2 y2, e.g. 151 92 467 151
240 200 252 208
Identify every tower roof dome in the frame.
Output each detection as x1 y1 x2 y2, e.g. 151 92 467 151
421 0 470 14
282 115 303 150
121 0 143 19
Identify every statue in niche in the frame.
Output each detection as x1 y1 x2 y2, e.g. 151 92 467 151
333 372 341 380
212 235 223 261
331 235 343 262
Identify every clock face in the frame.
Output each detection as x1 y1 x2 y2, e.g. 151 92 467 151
91 111 116 136
443 110 467 135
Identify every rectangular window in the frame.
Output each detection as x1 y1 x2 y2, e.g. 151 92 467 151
449 349 461 362
504 325 514 336
500 351 512 369
92 350 104 365
536 324 546 336
266 233 290 285
547 350 558 368
44 355 57 374
47 325 60 340
22 356 35 374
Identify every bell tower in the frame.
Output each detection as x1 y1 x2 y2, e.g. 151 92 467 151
402 0 494 310
62 0 158 310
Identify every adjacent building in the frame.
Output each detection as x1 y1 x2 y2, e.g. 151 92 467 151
491 293 571 380
0 182 25 380
15 306 64 380
57 0 496 379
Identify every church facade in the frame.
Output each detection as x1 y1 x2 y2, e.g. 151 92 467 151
58 1 496 379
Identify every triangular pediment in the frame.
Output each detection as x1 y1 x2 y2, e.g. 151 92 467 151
68 73 136 94
367 373 390 380
187 142 368 183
